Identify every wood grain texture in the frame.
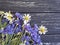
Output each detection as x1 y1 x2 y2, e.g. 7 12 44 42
40 43 60 45
0 0 60 12
41 35 60 42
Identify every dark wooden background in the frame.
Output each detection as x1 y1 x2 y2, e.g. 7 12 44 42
0 0 60 45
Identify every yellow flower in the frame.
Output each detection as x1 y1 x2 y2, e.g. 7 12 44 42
38 25 48 34
4 11 14 23
23 14 31 24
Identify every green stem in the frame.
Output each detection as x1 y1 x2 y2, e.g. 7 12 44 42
7 34 13 45
1 15 5 45
0 16 2 29
4 34 13 45
4 34 9 45
2 34 5 45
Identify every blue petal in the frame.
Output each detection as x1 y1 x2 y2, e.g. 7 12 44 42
15 12 23 20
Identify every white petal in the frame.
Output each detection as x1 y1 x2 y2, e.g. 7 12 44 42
29 16 31 18
45 29 48 32
27 14 29 16
24 21 28 25
4 16 7 18
39 31 42 34
27 23 30 26
24 14 26 16
43 32 46 34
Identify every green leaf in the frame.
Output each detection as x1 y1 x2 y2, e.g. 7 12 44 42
3 22 7 28
0 17 2 29
0 22 7 29
10 38 21 45
4 34 13 45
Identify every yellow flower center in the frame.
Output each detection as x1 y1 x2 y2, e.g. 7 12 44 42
40 27 45 33
7 16 12 20
24 16 29 20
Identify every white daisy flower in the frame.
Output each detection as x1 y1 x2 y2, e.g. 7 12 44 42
38 25 48 34
4 11 14 23
23 14 31 25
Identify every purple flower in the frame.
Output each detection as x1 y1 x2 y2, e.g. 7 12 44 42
14 25 22 34
24 23 32 33
15 12 23 20
25 41 30 45
22 24 41 45
2 24 14 34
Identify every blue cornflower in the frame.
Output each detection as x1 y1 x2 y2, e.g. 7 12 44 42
34 24 38 29
14 17 23 26
21 34 32 45
25 41 30 45
24 23 33 33
25 24 41 44
14 25 22 34
2 24 14 34
14 19 21 25
21 33 31 42
33 24 39 32
25 36 31 41
22 23 41 45
15 12 23 20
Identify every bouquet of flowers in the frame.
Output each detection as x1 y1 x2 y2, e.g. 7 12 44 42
0 11 48 45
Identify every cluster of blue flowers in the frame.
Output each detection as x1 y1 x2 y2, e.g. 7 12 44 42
0 12 41 45
0 12 23 34
22 24 41 45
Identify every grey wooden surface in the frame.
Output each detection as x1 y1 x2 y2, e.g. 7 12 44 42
0 0 60 12
0 0 60 45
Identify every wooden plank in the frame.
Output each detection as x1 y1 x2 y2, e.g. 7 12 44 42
41 43 60 45
0 0 60 12
41 35 60 42
21 13 60 35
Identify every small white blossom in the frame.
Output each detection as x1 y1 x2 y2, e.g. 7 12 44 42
4 11 14 24
38 25 48 34
23 14 31 25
